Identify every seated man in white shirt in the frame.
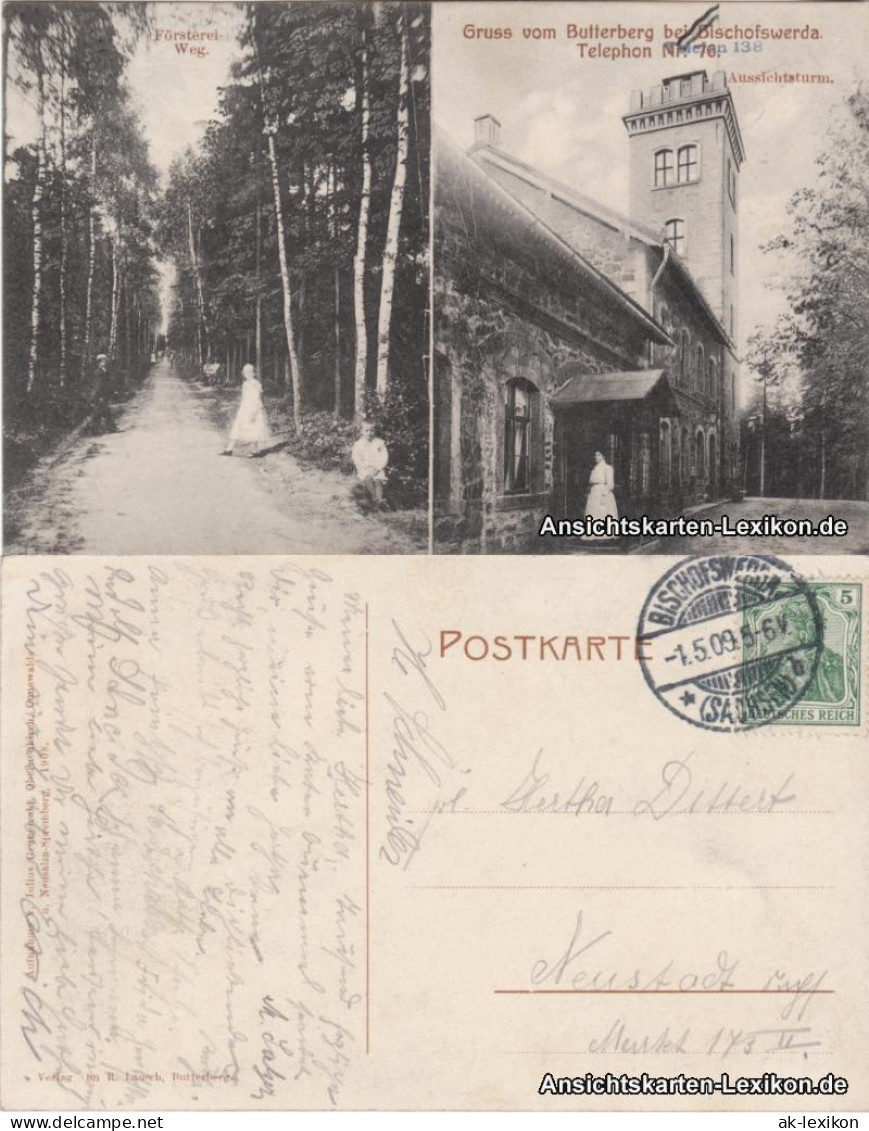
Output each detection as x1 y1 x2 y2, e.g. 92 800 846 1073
351 421 389 508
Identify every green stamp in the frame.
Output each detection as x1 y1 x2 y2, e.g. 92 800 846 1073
777 582 862 727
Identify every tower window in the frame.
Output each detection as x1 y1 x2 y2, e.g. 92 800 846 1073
654 149 674 187
664 218 686 257
677 144 699 183
730 234 735 274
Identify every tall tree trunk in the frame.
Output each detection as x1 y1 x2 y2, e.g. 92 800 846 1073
818 391 827 499
265 128 302 429
109 234 120 359
123 254 131 375
187 200 207 368
759 371 767 496
334 266 342 419
26 51 46 395
58 49 68 388
251 6 302 428
353 10 372 423
375 10 409 399
1 25 9 171
255 150 262 377
81 136 97 380
329 164 342 418
298 274 306 373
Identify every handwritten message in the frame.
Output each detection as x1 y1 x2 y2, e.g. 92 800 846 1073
7 561 366 1109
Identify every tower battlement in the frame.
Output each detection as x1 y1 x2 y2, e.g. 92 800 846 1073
630 70 725 111
624 69 745 168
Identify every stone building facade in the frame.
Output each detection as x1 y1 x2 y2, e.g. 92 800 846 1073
434 69 743 553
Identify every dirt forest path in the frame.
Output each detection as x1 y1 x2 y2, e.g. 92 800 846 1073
4 360 426 555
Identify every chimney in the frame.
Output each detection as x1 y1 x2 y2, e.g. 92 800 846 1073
473 113 501 148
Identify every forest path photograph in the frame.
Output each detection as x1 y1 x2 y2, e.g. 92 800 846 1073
4 1 430 554
3 357 425 554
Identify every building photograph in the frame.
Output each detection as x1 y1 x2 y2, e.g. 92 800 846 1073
4 1 431 555
433 1 869 554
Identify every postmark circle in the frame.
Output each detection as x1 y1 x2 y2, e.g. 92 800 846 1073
637 555 824 732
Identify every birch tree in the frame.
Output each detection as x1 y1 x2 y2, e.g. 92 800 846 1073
108 224 125 361
252 7 302 429
374 8 409 399
9 9 53 396
55 20 69 387
330 164 343 418
81 137 98 378
26 45 46 395
353 7 372 422
187 199 207 367
69 6 128 381
4 2 157 424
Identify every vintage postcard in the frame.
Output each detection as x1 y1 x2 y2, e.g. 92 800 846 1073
2 0 869 1120
1 553 867 1110
432 0 869 555
3 2 430 555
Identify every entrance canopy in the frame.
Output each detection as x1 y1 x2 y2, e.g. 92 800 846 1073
551 367 680 413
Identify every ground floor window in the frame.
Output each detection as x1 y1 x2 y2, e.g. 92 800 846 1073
504 378 536 494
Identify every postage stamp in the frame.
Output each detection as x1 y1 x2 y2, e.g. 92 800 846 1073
775 582 862 727
637 555 825 733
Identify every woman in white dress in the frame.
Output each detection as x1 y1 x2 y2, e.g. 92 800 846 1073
222 363 273 457
584 450 618 520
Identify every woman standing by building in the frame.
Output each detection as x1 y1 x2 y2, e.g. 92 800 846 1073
585 449 618 522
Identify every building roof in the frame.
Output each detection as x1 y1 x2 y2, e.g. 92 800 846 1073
470 143 661 248
467 141 733 349
437 130 671 347
552 368 678 410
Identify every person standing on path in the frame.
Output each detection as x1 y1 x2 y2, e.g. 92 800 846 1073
222 363 273 457
90 353 118 433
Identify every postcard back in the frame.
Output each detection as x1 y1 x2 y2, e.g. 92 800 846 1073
1 554 867 1110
